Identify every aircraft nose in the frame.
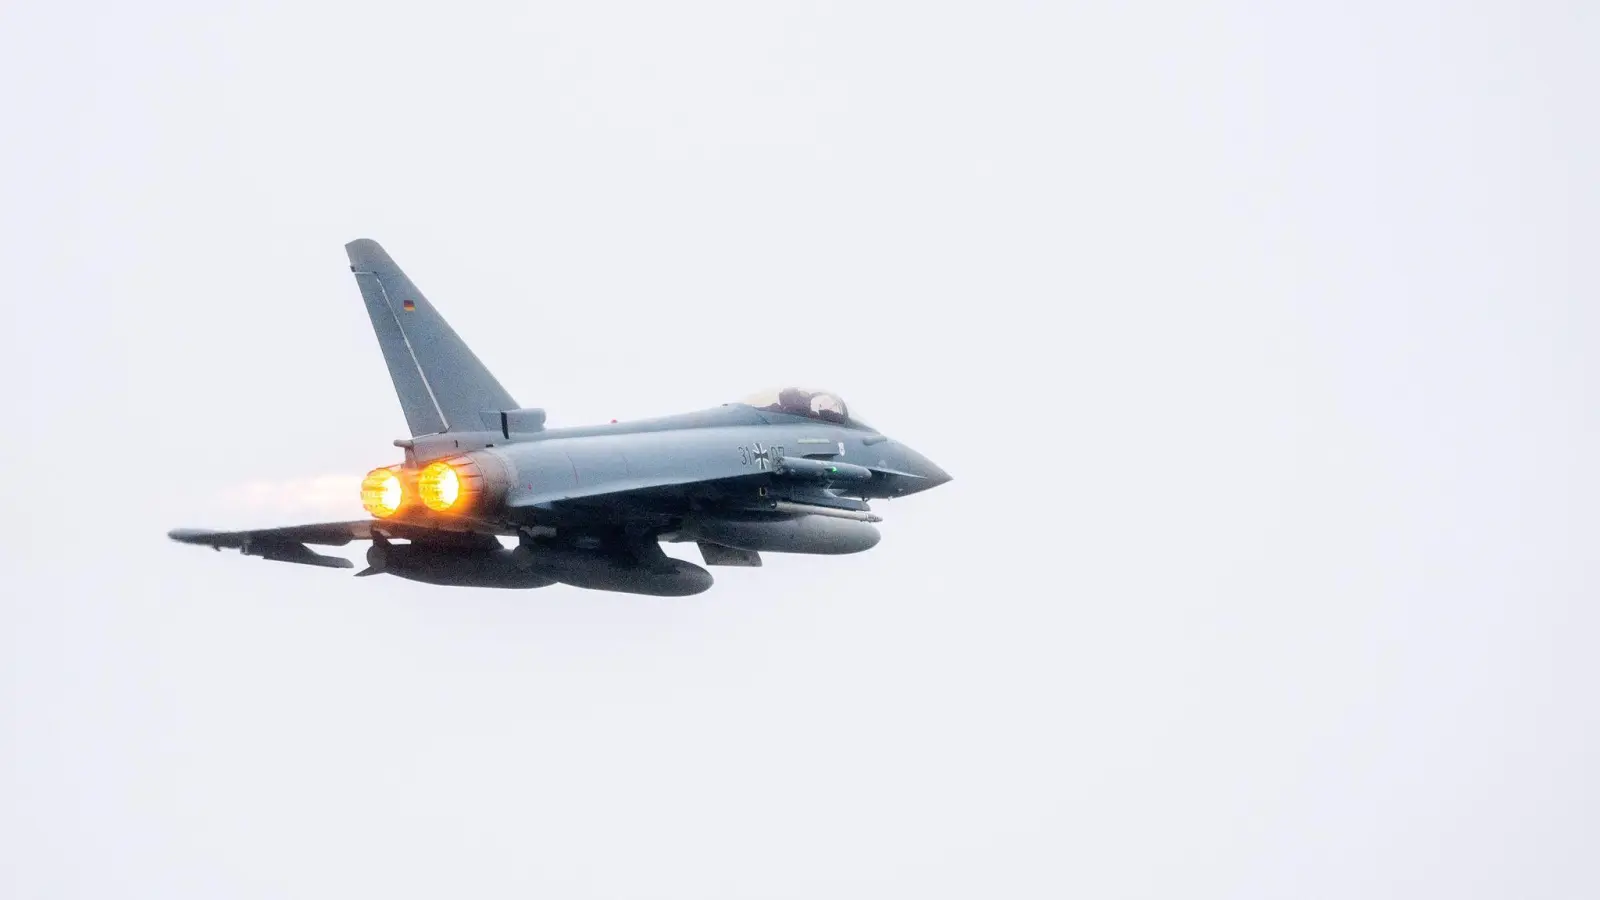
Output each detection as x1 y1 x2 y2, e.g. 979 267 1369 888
862 439 952 496
905 448 952 492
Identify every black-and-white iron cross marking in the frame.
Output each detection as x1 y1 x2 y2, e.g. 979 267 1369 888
750 442 772 470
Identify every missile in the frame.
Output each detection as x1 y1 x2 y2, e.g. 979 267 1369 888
774 456 873 482
768 501 882 523
679 513 881 554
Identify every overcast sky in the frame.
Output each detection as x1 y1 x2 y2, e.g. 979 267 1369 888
2 1 1596 897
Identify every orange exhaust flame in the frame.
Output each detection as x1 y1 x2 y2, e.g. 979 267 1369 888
417 461 463 512
360 467 404 518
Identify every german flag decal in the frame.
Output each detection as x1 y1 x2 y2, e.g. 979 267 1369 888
402 299 415 311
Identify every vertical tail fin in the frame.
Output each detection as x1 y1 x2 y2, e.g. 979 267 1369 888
345 239 518 436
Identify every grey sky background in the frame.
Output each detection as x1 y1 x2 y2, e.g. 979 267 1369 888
2 1 1595 897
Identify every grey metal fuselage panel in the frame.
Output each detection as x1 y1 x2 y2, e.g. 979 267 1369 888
375 403 935 536
485 409 863 524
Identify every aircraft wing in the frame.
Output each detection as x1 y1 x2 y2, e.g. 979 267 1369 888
167 519 492 569
168 521 376 569
169 521 373 548
508 474 736 508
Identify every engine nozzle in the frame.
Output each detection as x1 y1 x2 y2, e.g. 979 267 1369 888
360 466 405 518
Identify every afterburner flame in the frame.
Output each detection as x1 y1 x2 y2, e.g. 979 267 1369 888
360 467 404 518
418 461 462 512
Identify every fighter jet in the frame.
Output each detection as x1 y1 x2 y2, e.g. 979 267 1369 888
169 239 951 595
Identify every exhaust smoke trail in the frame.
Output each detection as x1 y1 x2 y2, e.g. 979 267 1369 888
218 474 364 518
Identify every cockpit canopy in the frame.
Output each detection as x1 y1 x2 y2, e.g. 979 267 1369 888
741 386 870 429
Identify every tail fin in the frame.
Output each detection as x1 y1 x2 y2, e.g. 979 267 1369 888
345 239 518 436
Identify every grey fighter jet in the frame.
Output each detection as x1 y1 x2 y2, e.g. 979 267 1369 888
169 239 951 595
